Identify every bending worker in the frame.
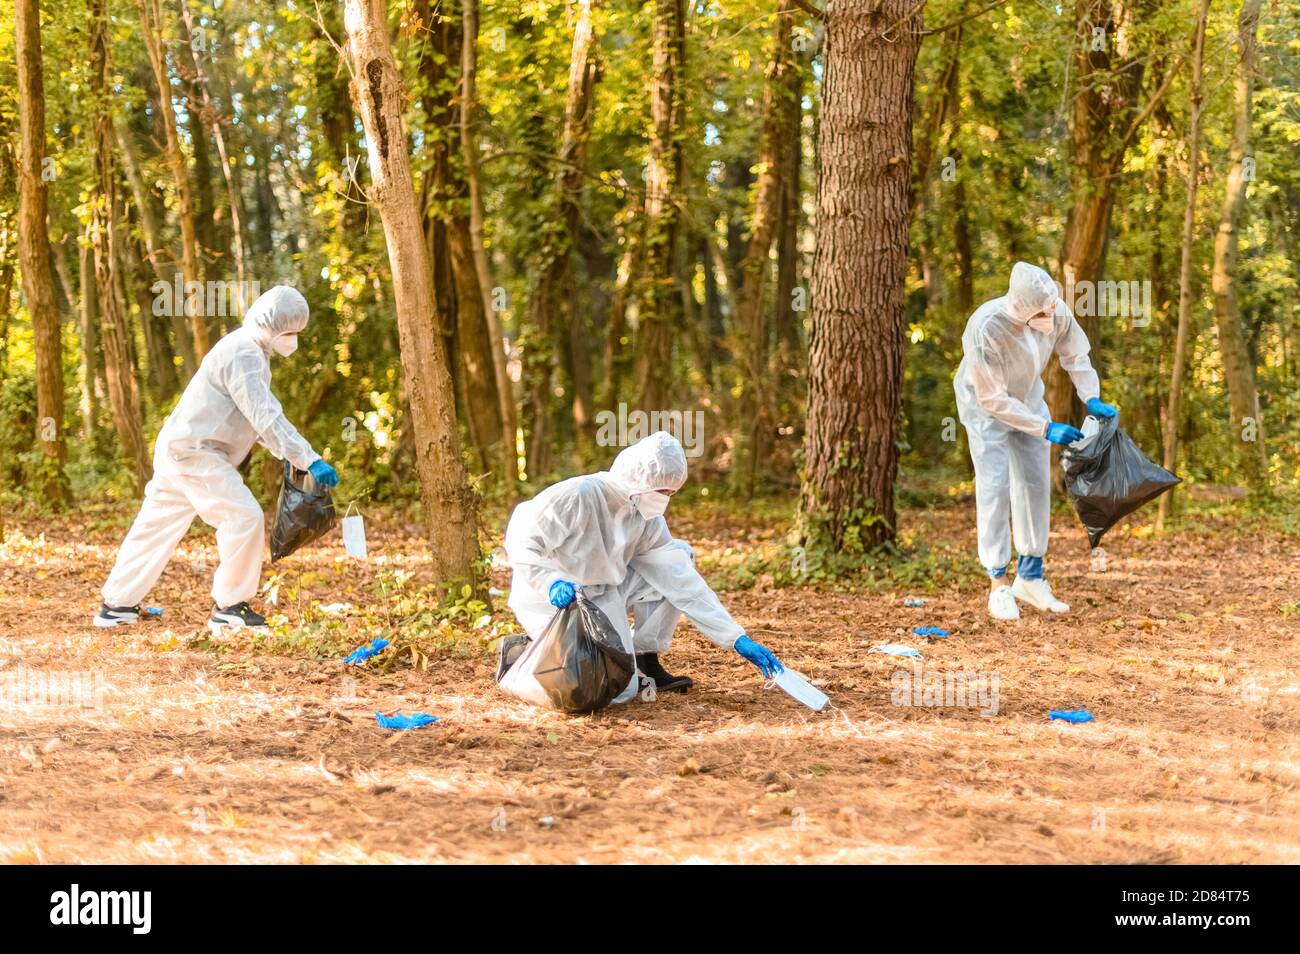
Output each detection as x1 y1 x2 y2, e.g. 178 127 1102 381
953 262 1117 621
94 286 339 632
503 431 783 702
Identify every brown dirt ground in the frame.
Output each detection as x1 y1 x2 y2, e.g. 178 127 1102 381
1 499 1297 864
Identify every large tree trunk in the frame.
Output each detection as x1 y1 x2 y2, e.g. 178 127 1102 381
138 0 209 359
523 0 600 469
15 0 68 507
1211 0 1268 497
732 9 795 497
630 0 686 413
89 0 150 490
343 0 483 591
798 0 920 552
1158 0 1211 528
461 0 518 499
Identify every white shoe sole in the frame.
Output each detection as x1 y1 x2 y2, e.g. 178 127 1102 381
1012 583 1069 614
93 615 138 628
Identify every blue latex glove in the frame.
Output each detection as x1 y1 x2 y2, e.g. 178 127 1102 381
308 459 339 487
734 634 784 678
1086 396 1118 418
548 580 576 609
1045 422 1085 445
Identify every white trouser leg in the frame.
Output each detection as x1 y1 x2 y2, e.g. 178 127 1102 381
620 539 692 654
179 463 266 608
1007 427 1051 559
965 422 1012 573
101 474 198 607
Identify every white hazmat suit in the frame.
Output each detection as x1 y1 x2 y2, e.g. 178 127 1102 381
101 286 322 610
503 432 744 705
953 263 1100 573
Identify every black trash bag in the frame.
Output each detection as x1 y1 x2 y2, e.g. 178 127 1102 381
270 460 337 562
496 593 635 714
1061 415 1180 548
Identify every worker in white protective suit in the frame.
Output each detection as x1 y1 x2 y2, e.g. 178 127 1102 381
953 262 1118 621
501 431 783 703
94 286 339 632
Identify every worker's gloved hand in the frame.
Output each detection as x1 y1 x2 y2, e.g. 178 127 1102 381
734 634 784 678
1086 396 1118 419
548 580 576 609
308 459 339 487
1045 422 1085 446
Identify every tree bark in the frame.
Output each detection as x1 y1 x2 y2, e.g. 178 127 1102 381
89 0 151 491
138 0 209 358
798 0 920 552
15 0 68 506
461 0 518 498
1158 0 1211 528
1211 0 1268 496
343 0 484 590
631 0 686 413
523 0 601 468
732 9 795 496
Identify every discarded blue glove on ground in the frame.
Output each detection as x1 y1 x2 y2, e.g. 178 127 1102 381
374 711 438 730
1049 709 1093 723
144 606 164 617
549 579 576 609
904 598 925 607
734 634 784 677
343 638 389 665
912 626 949 638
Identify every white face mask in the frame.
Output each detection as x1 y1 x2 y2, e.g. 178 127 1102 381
632 491 670 520
271 334 299 357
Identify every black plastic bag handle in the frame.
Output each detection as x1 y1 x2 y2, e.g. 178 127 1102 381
283 458 331 497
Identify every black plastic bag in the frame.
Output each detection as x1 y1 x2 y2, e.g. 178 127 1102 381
1061 415 1180 548
496 594 635 714
270 460 336 562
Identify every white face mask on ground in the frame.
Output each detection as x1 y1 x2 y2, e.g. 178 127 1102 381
271 334 299 357
632 491 670 520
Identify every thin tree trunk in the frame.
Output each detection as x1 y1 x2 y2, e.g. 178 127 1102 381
90 0 150 490
523 0 600 469
1158 0 1211 528
732 9 794 496
179 0 249 314
15 0 67 506
798 0 920 552
631 0 686 413
461 0 518 498
343 0 483 591
138 0 208 358
1211 0 1268 496
78 235 105 439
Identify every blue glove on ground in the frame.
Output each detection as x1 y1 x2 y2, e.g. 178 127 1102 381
1086 396 1118 418
549 580 576 609
309 459 339 487
734 634 784 678
1045 422 1085 446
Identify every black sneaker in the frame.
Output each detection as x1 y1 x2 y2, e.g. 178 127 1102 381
636 652 693 693
209 602 268 631
94 603 141 628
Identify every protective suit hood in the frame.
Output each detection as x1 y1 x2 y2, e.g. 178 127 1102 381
607 432 689 495
1005 262 1059 323
243 286 310 352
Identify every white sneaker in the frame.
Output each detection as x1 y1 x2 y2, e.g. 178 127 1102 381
988 585 1020 621
1012 576 1069 614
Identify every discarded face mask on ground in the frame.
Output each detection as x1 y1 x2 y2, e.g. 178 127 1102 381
766 669 829 712
270 461 337 562
1061 415 1180 549
496 592 635 714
